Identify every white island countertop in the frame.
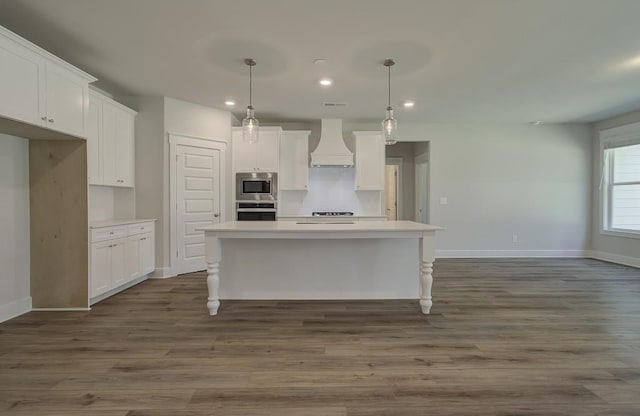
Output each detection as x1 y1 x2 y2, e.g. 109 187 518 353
199 220 443 238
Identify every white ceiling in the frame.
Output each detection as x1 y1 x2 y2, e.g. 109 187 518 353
2 0 640 124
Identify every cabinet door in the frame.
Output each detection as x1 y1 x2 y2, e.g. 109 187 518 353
279 131 309 190
355 133 385 191
256 130 280 172
101 101 118 186
125 236 142 281
0 36 46 127
86 96 102 185
110 240 127 287
90 241 112 297
232 129 258 172
140 233 155 276
114 108 134 187
45 62 87 138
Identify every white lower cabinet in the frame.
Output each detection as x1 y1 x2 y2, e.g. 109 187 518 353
90 221 155 302
90 241 112 297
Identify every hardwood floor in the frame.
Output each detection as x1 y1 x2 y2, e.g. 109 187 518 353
1 258 640 415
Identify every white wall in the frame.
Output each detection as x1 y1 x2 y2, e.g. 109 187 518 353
341 121 593 257
118 96 167 272
591 110 640 267
0 134 31 321
164 97 232 274
121 96 232 276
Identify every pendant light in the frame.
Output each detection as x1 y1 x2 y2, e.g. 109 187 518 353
242 58 259 144
382 59 397 145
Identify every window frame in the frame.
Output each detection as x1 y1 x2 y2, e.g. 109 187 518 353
600 122 640 240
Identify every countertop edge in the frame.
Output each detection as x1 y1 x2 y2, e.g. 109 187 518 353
89 219 158 228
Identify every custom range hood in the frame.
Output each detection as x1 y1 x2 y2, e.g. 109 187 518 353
310 119 354 167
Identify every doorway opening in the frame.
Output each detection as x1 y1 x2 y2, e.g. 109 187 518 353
385 157 402 220
384 141 429 223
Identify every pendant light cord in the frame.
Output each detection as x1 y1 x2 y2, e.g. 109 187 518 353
388 64 391 108
384 59 394 110
249 64 253 108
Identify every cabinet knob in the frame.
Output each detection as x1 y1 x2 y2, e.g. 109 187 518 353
213 213 220 218
48 118 54 123
41 116 47 121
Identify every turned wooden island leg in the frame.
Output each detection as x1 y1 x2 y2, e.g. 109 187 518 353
419 232 436 314
205 234 221 315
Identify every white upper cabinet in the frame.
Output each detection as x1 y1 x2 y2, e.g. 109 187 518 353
88 91 136 187
279 130 310 191
86 97 102 184
0 25 96 138
0 34 45 127
232 127 281 173
44 62 88 137
354 131 385 191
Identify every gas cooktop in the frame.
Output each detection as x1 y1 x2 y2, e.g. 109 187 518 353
312 211 354 216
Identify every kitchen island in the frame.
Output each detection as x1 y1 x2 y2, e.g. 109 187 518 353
199 221 443 316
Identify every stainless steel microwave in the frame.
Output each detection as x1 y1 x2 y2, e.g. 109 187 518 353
236 172 277 201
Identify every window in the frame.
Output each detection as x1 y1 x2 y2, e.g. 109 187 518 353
601 125 640 237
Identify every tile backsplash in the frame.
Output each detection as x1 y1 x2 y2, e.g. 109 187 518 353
278 167 382 216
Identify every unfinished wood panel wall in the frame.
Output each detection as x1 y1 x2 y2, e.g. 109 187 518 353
29 140 88 308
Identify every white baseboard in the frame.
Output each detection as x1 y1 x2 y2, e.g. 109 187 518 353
31 307 90 311
436 249 590 258
590 250 640 268
0 296 32 323
90 275 148 305
149 267 175 279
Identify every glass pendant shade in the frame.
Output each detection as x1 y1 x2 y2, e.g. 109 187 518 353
242 58 259 144
242 106 259 144
382 107 397 145
382 59 397 146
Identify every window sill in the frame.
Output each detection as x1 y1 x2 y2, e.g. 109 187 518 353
600 229 640 240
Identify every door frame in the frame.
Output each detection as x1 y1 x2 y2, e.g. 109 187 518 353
384 157 403 220
414 152 429 223
169 133 227 276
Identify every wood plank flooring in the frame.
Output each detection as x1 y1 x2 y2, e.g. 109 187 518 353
1 258 640 415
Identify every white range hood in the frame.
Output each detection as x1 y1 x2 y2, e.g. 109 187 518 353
310 119 354 167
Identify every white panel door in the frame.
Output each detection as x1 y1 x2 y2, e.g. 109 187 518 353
175 144 221 274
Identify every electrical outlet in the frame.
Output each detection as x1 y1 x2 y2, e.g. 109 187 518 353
439 197 448 205
512 234 518 243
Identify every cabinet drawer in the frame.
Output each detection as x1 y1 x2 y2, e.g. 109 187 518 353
127 221 154 236
91 225 127 243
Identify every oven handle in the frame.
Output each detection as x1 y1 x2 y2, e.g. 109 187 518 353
236 208 277 212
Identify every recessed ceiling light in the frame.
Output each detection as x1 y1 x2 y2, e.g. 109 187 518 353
529 120 542 125
224 100 235 106
403 101 415 108
313 59 326 64
319 79 332 86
